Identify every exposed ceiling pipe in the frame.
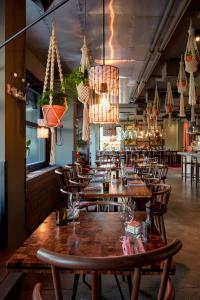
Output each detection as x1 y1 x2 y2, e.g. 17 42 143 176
130 0 191 102
0 0 70 49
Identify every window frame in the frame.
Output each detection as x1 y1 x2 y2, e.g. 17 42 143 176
26 71 50 172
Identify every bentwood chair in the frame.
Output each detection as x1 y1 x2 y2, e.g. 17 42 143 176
55 169 67 191
34 239 182 300
148 184 171 244
32 282 42 300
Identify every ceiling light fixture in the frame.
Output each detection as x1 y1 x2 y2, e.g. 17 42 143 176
89 0 119 124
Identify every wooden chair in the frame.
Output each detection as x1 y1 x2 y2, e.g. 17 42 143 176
34 239 182 300
32 282 42 300
55 169 67 191
148 184 171 244
142 177 161 185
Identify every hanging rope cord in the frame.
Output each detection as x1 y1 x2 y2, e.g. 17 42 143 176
42 23 67 164
77 0 91 141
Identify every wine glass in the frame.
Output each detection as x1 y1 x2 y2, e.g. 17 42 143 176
73 192 80 225
68 193 80 225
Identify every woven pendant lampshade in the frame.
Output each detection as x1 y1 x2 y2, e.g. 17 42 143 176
89 66 119 124
88 0 119 124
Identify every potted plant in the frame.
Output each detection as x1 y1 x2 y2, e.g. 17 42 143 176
64 69 90 101
185 50 193 62
39 89 67 127
26 139 31 156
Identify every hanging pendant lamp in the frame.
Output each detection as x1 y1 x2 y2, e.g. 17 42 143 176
89 0 119 124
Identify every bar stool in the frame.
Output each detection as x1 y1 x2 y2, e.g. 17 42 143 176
194 156 200 187
181 155 191 182
190 156 197 185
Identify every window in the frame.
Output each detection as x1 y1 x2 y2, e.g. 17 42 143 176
26 73 49 171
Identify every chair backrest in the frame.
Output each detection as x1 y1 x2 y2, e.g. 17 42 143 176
36 239 182 300
148 184 171 209
143 177 161 185
74 162 83 176
32 282 42 300
155 165 168 182
55 169 67 190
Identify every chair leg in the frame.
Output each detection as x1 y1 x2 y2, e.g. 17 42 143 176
157 215 162 237
127 275 132 297
114 275 125 300
71 274 80 300
160 215 167 245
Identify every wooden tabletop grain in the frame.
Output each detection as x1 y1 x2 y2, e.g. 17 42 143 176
7 211 164 272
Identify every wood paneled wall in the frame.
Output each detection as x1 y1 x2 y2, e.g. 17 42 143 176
26 168 60 236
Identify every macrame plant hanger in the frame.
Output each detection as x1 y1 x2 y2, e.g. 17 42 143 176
177 55 187 117
146 91 152 131
165 82 174 126
152 83 160 129
76 0 91 141
184 20 199 123
42 22 68 164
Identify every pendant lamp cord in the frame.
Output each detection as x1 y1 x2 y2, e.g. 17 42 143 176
103 0 105 65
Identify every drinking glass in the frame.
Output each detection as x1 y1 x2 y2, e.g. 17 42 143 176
68 193 80 225
73 192 80 225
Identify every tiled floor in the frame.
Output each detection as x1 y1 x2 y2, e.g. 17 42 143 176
1 168 200 299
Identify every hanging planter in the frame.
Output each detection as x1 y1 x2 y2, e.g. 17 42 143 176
40 23 68 165
39 90 67 127
40 24 68 128
165 82 174 126
146 102 153 115
184 21 199 122
165 103 174 113
177 55 187 117
64 37 91 141
152 84 160 118
77 81 90 102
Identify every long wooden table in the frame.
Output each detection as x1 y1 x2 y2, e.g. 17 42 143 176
80 174 152 199
7 211 165 274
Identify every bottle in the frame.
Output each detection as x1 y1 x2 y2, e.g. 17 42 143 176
116 169 119 179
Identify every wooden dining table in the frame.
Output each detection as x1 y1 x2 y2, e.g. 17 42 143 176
6 210 167 275
80 173 152 199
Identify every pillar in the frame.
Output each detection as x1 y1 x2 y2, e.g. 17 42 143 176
0 0 26 248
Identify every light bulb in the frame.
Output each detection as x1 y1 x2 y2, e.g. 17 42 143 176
100 93 110 110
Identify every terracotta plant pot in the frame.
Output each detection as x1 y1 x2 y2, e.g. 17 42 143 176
42 105 66 127
186 54 192 62
178 80 187 88
152 107 160 116
165 104 173 113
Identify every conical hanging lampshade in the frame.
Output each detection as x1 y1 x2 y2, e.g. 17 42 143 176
89 0 119 124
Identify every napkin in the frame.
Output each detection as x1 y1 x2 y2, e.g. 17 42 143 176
134 237 145 254
122 236 134 255
122 236 145 255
